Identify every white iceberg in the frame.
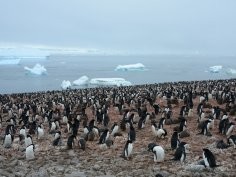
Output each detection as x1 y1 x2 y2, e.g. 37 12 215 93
24 63 47 75
226 68 236 75
73 76 89 86
115 63 146 71
61 80 72 90
0 59 21 65
90 78 132 87
209 65 222 73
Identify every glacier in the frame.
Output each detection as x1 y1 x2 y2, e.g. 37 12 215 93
0 58 21 65
73 76 89 86
90 78 132 87
61 80 72 90
209 65 222 73
24 64 47 75
115 63 146 71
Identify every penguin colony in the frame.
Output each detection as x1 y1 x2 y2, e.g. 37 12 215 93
0 79 236 175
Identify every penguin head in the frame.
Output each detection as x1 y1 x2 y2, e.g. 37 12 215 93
147 143 157 151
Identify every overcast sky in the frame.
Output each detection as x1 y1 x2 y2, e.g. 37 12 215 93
0 0 235 55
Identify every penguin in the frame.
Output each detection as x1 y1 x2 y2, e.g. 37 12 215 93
98 129 109 144
105 139 114 148
151 122 159 137
171 131 180 150
53 131 62 146
26 144 35 160
198 120 212 136
156 128 167 139
78 138 86 151
123 140 133 160
62 115 68 124
3 133 14 148
67 134 76 149
83 125 90 135
158 118 165 129
50 121 57 133
219 117 229 134
25 135 33 147
110 122 119 136
202 148 219 168
67 121 73 134
128 123 136 142
179 118 187 132
172 142 188 163
37 125 44 139
19 125 27 139
227 135 236 148
148 143 165 162
225 122 235 136
138 117 146 129
92 126 100 138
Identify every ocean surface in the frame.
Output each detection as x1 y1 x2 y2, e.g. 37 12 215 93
0 55 236 94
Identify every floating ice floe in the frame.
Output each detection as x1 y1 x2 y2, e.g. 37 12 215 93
115 63 146 71
61 80 72 89
24 63 47 75
73 76 89 86
209 65 223 73
90 78 132 87
226 68 236 75
0 59 21 65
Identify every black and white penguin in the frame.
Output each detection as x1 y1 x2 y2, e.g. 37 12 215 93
151 122 159 137
26 144 35 160
50 121 57 133
67 121 73 134
25 134 33 147
128 123 136 142
172 142 188 163
78 138 86 151
179 118 187 132
19 125 27 139
171 131 180 150
3 133 14 148
123 140 133 160
67 134 76 149
202 148 218 168
198 120 212 136
138 117 146 129
110 122 119 136
83 125 90 135
158 118 165 129
37 125 44 139
227 135 236 148
225 122 235 136
219 116 229 134
98 129 109 144
53 131 62 146
147 143 165 162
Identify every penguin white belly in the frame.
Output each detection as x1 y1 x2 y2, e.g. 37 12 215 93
111 126 119 136
83 128 89 134
203 152 210 167
153 146 165 162
51 123 56 131
25 137 32 147
63 116 68 124
156 129 165 139
151 126 158 137
38 128 44 139
226 125 234 136
125 143 133 157
20 129 26 137
180 152 185 163
4 134 12 148
26 145 35 160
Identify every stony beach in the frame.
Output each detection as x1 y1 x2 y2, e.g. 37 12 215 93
0 79 236 177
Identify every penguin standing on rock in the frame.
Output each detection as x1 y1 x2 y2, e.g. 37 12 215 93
123 140 133 160
147 143 165 162
202 148 219 168
53 131 62 146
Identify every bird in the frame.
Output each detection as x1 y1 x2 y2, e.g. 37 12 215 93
123 140 133 160
202 148 219 168
26 144 35 160
147 143 165 162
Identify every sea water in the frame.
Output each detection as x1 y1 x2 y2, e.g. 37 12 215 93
0 55 235 94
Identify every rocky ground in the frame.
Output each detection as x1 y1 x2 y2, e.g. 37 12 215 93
0 95 236 177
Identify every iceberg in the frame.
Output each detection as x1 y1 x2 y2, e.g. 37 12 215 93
90 78 132 87
226 68 236 75
73 76 89 86
0 58 21 65
61 80 72 90
24 63 47 75
115 63 146 71
209 65 222 73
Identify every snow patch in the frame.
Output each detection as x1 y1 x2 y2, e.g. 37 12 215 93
24 64 47 75
115 63 146 71
209 65 222 73
90 78 132 87
73 76 89 86
61 80 71 90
